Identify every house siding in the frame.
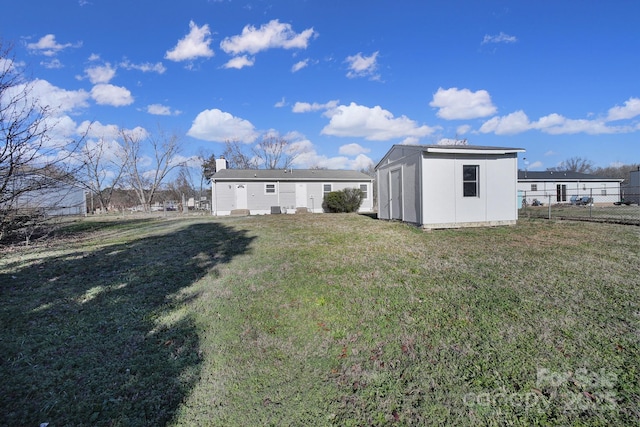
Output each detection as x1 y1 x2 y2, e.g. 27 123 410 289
212 178 373 216
517 179 622 205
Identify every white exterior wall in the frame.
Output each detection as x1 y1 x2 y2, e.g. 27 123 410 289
376 146 520 228
212 180 373 215
422 154 518 228
376 148 421 222
517 180 622 205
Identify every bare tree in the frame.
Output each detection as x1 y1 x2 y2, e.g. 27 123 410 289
593 163 640 182
252 135 298 169
1 40 83 241
77 136 128 213
121 127 183 212
547 157 594 174
222 139 255 169
222 135 298 170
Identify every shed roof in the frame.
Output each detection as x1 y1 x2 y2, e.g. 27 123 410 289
518 171 623 182
375 144 525 170
212 168 372 182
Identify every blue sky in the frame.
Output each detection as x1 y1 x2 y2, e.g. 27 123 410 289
2 0 639 172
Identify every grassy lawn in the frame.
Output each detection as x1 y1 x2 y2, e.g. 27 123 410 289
1 214 639 426
522 204 640 225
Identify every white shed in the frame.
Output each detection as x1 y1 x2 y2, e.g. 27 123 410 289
211 159 374 216
375 144 525 229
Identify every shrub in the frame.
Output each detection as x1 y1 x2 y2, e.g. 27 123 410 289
322 188 364 213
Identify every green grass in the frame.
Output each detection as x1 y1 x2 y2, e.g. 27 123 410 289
522 204 640 225
1 215 639 426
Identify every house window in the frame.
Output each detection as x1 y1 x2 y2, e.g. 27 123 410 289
463 165 479 197
531 184 537 191
360 184 368 199
323 184 332 195
265 183 276 194
601 185 607 196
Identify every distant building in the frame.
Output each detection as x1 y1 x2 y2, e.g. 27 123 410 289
518 171 623 205
3 173 86 216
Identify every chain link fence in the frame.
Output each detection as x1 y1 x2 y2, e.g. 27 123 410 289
518 186 640 225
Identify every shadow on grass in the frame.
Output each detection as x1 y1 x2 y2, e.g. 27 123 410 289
0 220 254 426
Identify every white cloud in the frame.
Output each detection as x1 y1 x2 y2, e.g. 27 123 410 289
292 100 339 113
430 87 497 120
291 147 373 170
28 79 90 113
27 34 81 56
77 120 121 140
479 110 531 135
220 19 316 55
187 108 258 143
146 104 181 116
274 97 287 108
528 161 543 169
165 21 214 62
41 59 63 69
606 97 640 121
479 110 633 135
345 51 379 79
90 84 134 106
85 63 116 84
321 102 436 141
222 55 255 69
339 143 370 156
120 59 166 74
482 32 518 45
456 124 472 135
291 59 309 72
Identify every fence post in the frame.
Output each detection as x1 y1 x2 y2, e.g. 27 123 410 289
589 188 593 218
548 194 552 219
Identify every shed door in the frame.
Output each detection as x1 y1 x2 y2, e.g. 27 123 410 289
235 184 247 209
296 183 307 208
390 169 402 220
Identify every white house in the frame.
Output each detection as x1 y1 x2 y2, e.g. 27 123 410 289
375 144 524 229
210 159 374 216
517 171 623 205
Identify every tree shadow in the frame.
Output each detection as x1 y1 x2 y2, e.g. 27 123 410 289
0 220 254 426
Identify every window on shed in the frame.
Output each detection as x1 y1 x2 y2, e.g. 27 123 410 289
265 183 276 194
360 184 368 199
463 165 479 197
323 184 332 195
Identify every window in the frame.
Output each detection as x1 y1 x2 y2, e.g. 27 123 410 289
531 184 537 191
360 184 368 199
323 184 332 195
463 165 479 197
265 183 276 194
601 185 607 196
